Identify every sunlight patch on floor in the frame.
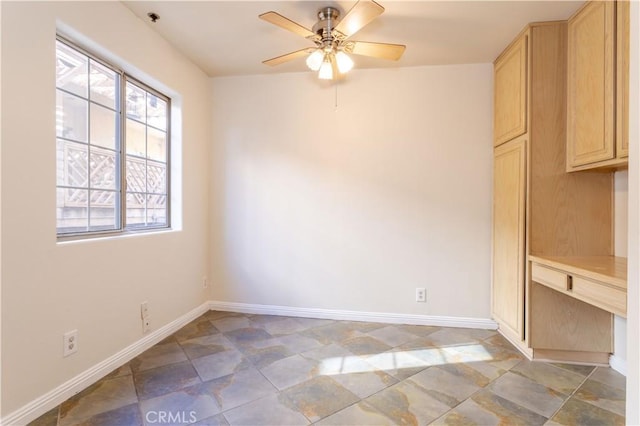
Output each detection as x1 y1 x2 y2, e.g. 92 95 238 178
318 344 494 375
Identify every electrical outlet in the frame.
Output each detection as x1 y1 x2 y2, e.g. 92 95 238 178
415 288 426 303
141 301 149 319
202 276 208 288
63 330 78 357
142 317 151 333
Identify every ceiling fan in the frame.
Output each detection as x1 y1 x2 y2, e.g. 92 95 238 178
259 0 406 80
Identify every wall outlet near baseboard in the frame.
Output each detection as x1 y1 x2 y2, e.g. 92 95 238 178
142 317 151 333
63 330 78 357
202 276 208 288
141 301 149 319
416 288 426 303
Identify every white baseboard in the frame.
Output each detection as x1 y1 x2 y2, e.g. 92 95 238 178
609 354 627 376
2 302 210 426
208 300 498 330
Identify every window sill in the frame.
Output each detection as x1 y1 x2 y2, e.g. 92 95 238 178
56 227 176 245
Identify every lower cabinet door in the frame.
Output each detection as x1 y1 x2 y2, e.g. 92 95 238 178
492 138 527 340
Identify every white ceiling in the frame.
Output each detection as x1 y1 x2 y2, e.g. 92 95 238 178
122 1 585 78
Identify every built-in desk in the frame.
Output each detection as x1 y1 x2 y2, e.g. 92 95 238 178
529 255 627 317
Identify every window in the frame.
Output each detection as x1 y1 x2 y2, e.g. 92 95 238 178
56 37 170 237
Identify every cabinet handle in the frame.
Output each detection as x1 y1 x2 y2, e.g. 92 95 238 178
567 275 573 291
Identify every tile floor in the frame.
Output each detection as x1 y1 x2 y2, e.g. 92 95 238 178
29 311 626 426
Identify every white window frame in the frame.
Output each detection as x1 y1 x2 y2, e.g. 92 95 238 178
56 36 171 239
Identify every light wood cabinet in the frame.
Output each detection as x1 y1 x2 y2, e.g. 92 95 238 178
492 138 526 340
566 1 629 171
494 35 528 147
492 21 616 364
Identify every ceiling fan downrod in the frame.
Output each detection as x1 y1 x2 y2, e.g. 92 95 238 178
313 7 341 48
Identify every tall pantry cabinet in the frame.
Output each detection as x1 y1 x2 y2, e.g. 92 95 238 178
492 20 616 361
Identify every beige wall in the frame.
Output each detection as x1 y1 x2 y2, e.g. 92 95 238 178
1 2 211 415
210 64 494 318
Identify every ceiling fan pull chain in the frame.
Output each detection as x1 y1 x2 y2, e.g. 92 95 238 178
334 80 339 110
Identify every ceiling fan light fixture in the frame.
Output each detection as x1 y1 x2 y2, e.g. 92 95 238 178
306 49 325 71
335 51 354 74
318 58 334 80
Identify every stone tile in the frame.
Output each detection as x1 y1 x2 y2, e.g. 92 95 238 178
488 371 566 418
222 393 310 426
420 328 482 348
202 367 277 411
281 376 360 422
435 389 547 426
396 324 441 338
262 318 308 335
330 370 398 399
104 363 133 379
59 375 138 425
222 327 273 347
192 414 229 426
343 321 387 333
409 366 481 407
247 314 291 326
315 401 394 426
204 311 241 321
28 407 59 426
130 342 188 372
309 322 367 343
590 366 626 390
342 335 392 356
139 383 221 426
179 333 234 360
436 362 495 388
362 348 430 380
574 378 625 416
133 361 201 401
210 316 251 332
314 349 379 376
294 317 335 329
366 325 418 347
453 327 499 341
173 316 219 343
510 361 586 394
260 354 319 390
365 380 451 425
551 363 596 377
244 344 294 369
73 403 142 426
274 332 324 354
300 342 354 363
551 397 625 426
191 349 250 382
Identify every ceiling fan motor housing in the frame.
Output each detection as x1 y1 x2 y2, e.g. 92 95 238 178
313 7 341 45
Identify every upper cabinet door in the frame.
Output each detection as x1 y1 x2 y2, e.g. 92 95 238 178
616 0 629 158
494 34 528 147
567 1 615 168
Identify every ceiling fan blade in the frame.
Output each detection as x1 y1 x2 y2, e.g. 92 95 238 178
333 0 385 39
259 11 317 39
263 48 314 66
346 41 406 60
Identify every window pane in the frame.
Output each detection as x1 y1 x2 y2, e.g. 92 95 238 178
126 192 146 227
147 128 166 161
56 41 88 98
89 190 118 231
126 156 146 193
57 90 87 142
126 119 146 157
90 147 117 190
89 60 117 109
57 188 88 233
57 139 88 188
126 83 146 122
147 95 167 130
147 161 166 194
90 104 117 149
147 194 167 226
